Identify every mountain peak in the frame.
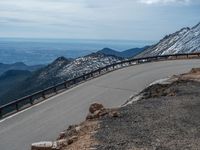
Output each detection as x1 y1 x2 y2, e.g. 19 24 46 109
192 22 200 30
54 56 68 62
53 56 71 64
101 47 116 51
136 22 200 58
97 48 118 54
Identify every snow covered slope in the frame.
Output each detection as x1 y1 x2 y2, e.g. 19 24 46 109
136 22 200 58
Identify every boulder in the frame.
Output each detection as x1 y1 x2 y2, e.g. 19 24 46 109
86 108 108 120
190 68 200 73
89 103 104 114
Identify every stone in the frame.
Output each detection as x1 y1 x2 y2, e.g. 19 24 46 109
57 132 65 140
75 126 81 132
89 103 104 114
57 139 67 148
31 141 58 150
86 109 109 120
109 111 120 118
190 68 200 73
67 136 78 145
98 108 108 117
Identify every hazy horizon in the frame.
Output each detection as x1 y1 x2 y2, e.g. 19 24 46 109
0 38 155 65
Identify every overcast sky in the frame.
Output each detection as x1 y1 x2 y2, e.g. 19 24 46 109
0 0 200 40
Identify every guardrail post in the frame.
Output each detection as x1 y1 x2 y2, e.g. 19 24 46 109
54 87 57 93
73 79 76 84
105 67 108 71
90 73 93 78
64 83 68 88
0 108 2 118
16 102 19 111
42 92 46 99
30 97 34 105
83 75 87 80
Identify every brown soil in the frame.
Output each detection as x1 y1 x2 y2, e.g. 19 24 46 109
61 120 99 150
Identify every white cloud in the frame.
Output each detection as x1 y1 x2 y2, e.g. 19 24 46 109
0 0 199 40
139 0 190 4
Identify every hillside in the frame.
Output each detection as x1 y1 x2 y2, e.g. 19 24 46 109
0 53 122 106
0 70 32 105
98 46 148 58
0 62 44 75
136 22 200 58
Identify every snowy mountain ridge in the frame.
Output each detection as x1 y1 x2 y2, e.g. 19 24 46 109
0 52 122 105
136 22 200 57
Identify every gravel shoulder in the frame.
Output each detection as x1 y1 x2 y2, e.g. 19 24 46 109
95 68 200 150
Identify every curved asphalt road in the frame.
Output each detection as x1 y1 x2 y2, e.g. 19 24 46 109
0 59 200 150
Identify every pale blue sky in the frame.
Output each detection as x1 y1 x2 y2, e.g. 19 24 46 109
0 0 200 40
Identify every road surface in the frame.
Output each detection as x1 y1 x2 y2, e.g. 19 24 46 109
0 59 200 150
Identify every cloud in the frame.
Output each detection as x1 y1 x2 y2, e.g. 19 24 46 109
0 0 199 40
139 0 190 4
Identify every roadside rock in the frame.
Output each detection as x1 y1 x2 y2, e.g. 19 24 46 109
58 132 65 140
189 68 200 74
67 136 78 145
87 103 120 120
86 103 108 120
31 141 58 150
89 103 104 113
109 111 120 118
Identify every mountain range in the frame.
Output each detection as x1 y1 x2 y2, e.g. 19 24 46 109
1 22 200 106
0 53 122 105
0 70 32 100
136 22 200 58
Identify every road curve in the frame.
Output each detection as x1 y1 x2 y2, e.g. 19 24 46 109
0 59 200 150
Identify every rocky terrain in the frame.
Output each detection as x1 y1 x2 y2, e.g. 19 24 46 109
136 22 200 58
32 68 200 150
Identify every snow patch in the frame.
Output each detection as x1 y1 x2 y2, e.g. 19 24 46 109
149 78 171 86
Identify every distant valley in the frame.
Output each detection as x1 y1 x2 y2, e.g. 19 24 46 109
0 39 153 65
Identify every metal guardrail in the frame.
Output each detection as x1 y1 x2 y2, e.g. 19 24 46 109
0 52 200 119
